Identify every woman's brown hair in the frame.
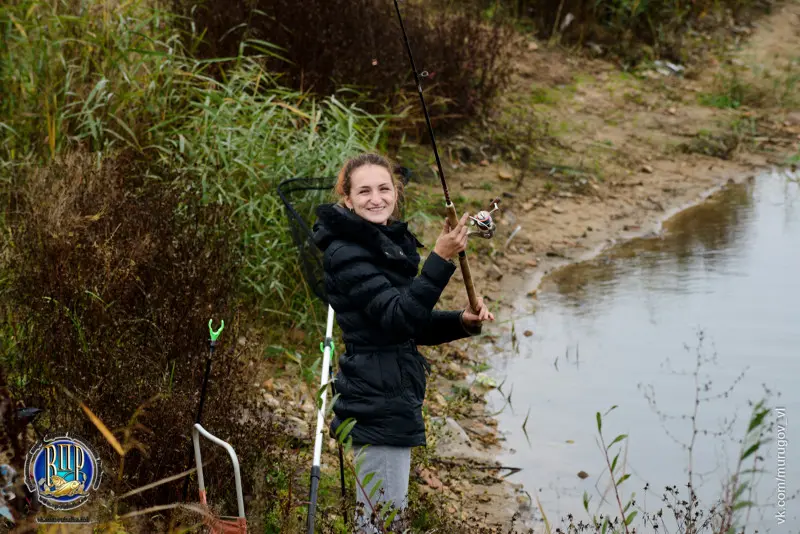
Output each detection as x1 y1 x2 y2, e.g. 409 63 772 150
334 153 404 220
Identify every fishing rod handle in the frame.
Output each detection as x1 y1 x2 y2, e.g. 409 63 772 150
445 203 479 312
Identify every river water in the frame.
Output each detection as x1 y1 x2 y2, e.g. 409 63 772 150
485 169 799 532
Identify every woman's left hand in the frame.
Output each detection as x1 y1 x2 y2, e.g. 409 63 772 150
462 296 494 326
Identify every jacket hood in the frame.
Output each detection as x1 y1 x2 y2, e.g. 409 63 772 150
312 203 424 267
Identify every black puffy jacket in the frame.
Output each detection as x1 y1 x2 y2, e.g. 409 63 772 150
312 203 481 447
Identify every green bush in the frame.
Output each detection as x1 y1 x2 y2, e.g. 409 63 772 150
169 0 515 134
0 0 388 323
0 0 390 527
1 150 262 507
156 62 387 318
474 0 772 63
0 0 194 167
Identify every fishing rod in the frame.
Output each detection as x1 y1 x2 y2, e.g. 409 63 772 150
391 0 500 313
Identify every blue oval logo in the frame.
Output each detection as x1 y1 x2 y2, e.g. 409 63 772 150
24 434 102 511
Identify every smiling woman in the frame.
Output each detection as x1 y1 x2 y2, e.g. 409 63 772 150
312 152 495 531
336 153 401 225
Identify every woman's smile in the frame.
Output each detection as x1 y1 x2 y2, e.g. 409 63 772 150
344 164 398 225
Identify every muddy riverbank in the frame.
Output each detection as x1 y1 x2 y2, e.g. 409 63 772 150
400 1 800 530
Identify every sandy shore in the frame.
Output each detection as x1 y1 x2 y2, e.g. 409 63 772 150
405 2 800 530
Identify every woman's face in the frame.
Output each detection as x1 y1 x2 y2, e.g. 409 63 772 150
345 164 397 225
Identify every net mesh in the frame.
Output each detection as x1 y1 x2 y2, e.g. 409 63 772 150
277 169 412 306
277 177 335 305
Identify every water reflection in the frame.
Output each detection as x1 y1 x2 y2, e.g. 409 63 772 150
541 178 757 317
487 169 800 532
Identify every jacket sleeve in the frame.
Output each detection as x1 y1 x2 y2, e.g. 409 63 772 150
326 245 456 339
414 310 482 346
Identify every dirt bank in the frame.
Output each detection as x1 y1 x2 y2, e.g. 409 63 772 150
394 1 800 531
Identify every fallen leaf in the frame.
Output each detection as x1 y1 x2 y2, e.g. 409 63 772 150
80 402 124 456
288 328 305 343
419 468 444 490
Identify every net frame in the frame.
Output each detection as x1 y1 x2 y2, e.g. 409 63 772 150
277 177 335 305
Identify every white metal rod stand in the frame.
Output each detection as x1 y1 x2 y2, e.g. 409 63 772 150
193 423 247 533
306 304 336 533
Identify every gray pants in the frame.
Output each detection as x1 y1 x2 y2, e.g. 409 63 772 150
353 444 412 532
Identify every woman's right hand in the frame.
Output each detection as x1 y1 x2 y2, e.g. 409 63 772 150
433 212 469 260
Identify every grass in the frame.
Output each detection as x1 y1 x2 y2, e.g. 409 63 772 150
161 65 387 319
1 0 194 166
529 84 562 105
0 0 388 328
169 0 516 136
699 57 800 110
680 117 758 160
469 0 773 66
0 0 390 529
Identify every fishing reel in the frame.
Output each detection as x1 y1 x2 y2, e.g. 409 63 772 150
467 198 501 239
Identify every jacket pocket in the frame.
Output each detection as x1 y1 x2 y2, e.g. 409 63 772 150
380 353 404 398
340 351 405 398
339 352 381 396
333 356 385 423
